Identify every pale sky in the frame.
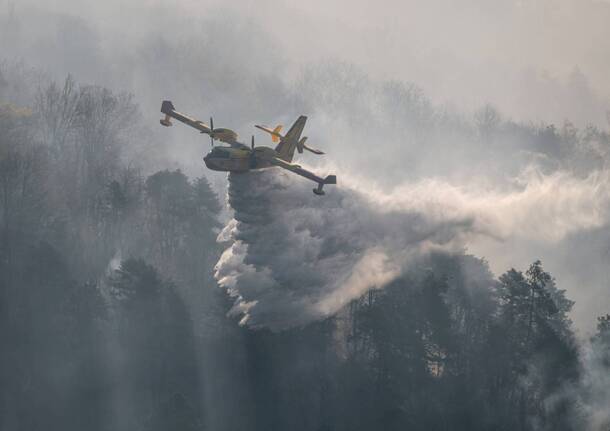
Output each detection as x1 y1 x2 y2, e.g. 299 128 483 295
13 0 609 126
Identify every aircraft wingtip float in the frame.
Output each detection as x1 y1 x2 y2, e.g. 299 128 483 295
160 100 336 195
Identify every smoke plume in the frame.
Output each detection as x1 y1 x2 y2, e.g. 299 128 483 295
215 166 610 330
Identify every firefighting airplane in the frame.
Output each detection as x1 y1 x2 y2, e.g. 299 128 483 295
160 101 336 195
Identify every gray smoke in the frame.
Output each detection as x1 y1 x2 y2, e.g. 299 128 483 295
4 0 610 426
215 169 471 330
579 342 610 430
215 165 610 330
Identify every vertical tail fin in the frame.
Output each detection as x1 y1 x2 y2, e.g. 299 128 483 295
275 115 307 162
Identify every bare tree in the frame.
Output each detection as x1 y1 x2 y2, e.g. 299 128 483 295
475 103 502 145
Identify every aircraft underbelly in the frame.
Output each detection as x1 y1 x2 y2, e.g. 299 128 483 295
204 156 249 172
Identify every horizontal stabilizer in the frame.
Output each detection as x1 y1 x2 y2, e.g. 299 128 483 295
255 124 284 141
304 144 324 155
296 137 324 155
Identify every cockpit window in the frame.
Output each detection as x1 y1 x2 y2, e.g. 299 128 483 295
211 148 230 158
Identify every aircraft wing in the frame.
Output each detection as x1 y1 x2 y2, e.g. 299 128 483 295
160 100 212 134
269 157 336 195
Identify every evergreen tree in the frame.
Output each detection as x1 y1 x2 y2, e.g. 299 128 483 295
109 258 204 430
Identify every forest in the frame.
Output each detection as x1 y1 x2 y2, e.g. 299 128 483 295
1 56 610 431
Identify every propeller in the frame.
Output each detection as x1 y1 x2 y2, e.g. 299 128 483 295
249 135 257 168
209 117 214 147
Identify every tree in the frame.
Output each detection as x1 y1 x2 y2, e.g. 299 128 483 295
34 75 79 155
0 242 107 431
0 104 48 285
109 258 203 429
342 268 455 430
475 104 502 145
592 314 610 367
494 261 580 431
145 170 197 268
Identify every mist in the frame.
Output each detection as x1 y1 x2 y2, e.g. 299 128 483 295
2 0 610 429
4 0 610 127
216 167 610 331
216 169 471 330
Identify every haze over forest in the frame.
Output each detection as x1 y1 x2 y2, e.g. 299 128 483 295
1 0 610 430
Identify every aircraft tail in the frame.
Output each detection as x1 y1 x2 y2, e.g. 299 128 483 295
256 115 324 162
275 115 307 162
255 124 283 141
